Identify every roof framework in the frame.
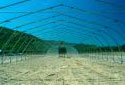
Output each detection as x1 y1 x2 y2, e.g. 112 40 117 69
0 0 125 46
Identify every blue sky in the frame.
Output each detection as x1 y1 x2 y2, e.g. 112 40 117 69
0 0 125 46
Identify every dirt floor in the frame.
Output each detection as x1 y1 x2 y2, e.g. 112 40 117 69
0 56 125 85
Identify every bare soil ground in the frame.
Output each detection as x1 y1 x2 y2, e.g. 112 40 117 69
0 56 125 85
